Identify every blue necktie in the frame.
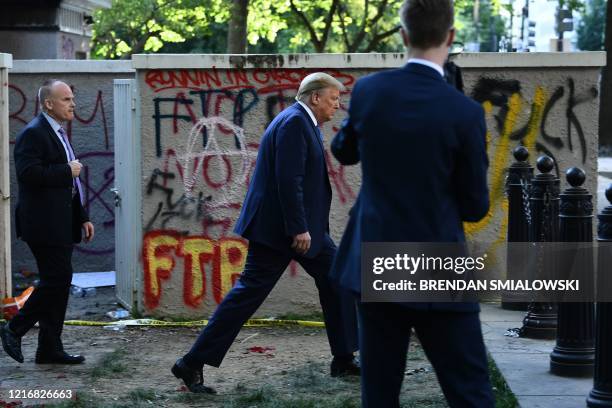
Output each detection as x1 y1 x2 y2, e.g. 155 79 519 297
316 126 324 141
58 127 84 205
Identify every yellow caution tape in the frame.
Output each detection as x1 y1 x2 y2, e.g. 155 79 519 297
0 318 325 328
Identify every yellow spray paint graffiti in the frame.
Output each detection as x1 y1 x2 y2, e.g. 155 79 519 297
465 85 548 270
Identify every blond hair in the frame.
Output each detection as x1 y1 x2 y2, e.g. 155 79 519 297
295 72 345 103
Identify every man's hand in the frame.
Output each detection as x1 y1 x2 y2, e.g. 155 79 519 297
69 160 82 178
82 222 95 243
292 231 311 255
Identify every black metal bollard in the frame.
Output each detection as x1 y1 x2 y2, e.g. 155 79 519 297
502 146 533 310
587 185 612 406
521 156 559 339
549 167 595 377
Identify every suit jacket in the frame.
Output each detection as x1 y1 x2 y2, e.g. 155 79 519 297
330 63 489 312
234 103 333 258
14 113 89 245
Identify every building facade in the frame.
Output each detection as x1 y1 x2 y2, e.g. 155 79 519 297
0 0 110 59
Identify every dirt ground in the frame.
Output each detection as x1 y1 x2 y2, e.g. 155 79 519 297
0 288 448 408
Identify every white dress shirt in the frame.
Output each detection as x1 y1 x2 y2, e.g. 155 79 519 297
42 111 71 163
407 58 445 78
297 100 318 127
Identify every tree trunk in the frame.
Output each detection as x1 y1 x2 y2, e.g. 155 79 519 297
600 0 612 146
227 0 249 54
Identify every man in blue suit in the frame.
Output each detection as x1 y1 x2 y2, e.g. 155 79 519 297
331 1 494 407
171 73 359 393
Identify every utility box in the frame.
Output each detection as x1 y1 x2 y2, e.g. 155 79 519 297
113 79 141 311
0 53 13 300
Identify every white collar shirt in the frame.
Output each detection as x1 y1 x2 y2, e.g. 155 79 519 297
297 100 318 127
407 58 445 78
42 111 71 162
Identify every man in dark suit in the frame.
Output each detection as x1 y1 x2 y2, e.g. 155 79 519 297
171 73 359 393
1 79 94 365
330 1 494 407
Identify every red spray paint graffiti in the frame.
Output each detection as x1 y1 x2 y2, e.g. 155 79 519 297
142 231 248 309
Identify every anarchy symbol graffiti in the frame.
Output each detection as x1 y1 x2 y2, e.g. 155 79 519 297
180 116 257 204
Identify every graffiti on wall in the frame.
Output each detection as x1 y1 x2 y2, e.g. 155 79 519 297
465 76 598 263
8 83 115 261
141 68 598 312
142 69 357 310
142 230 247 309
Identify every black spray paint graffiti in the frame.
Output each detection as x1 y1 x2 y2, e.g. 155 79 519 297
152 89 259 157
144 168 212 233
471 77 598 175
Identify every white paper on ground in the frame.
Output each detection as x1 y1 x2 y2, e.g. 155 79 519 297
71 271 116 288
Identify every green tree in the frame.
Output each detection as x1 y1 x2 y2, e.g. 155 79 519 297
91 0 228 59
282 0 403 53
92 0 510 57
231 0 404 53
455 0 508 52
92 0 405 56
227 0 249 53
577 0 606 51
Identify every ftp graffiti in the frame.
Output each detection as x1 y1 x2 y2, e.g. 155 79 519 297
142 231 247 309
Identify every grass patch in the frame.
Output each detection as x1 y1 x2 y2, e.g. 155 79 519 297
488 356 519 408
90 349 128 380
126 388 160 402
400 395 448 407
231 386 274 405
172 391 220 404
223 362 360 408
44 391 106 408
287 361 358 394
289 362 328 388
224 386 359 408
47 388 167 408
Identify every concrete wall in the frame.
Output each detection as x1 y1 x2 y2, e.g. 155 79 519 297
8 60 134 278
0 53 13 299
0 31 90 60
133 52 605 318
0 31 59 59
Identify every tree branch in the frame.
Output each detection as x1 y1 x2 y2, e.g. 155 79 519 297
364 24 401 52
368 0 390 28
319 0 340 52
351 0 389 52
290 0 321 50
125 31 154 57
336 5 352 51
360 0 369 36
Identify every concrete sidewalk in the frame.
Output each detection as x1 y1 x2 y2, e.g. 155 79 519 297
478 158 607 407
481 303 593 408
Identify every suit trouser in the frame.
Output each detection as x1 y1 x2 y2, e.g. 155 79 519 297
357 302 494 408
9 243 73 353
183 240 358 368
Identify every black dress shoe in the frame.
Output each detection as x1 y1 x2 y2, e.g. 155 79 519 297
331 355 361 377
171 358 216 394
0 323 23 363
35 350 85 364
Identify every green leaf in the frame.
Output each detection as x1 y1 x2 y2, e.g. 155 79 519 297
144 36 164 52
159 30 185 42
